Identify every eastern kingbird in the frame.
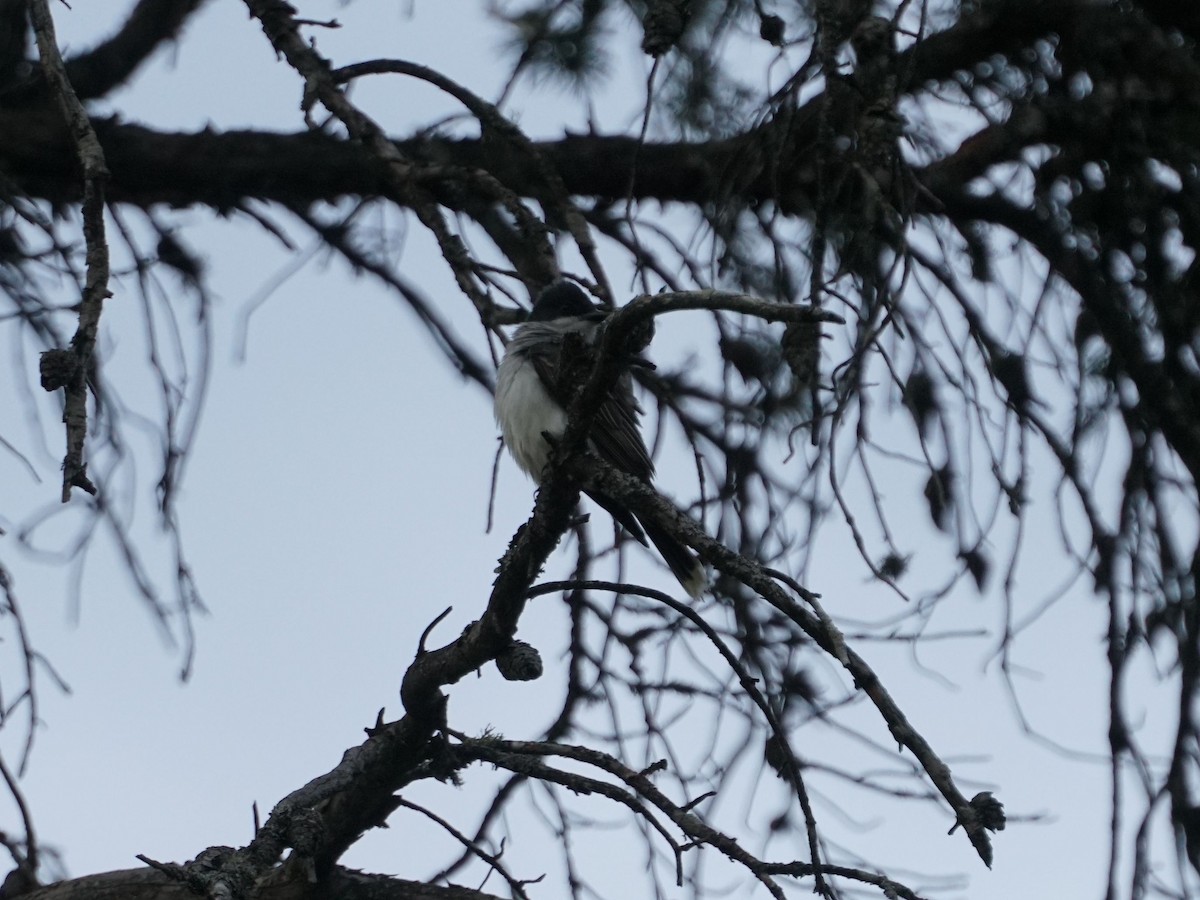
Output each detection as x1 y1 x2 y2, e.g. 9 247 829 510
495 281 706 598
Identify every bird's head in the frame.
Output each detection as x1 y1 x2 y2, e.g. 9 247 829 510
529 281 607 322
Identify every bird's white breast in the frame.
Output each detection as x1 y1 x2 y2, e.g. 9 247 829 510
495 352 568 482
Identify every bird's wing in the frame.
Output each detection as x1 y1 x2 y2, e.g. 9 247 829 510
591 375 655 480
526 340 655 480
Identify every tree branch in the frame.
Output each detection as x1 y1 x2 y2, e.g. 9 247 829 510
569 448 998 867
24 865 514 900
29 0 111 501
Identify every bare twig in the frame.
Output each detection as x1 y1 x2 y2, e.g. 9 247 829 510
528 579 826 886
393 797 538 900
29 0 112 501
572 452 996 866
0 751 37 880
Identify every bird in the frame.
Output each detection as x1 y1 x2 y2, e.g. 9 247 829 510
494 280 706 598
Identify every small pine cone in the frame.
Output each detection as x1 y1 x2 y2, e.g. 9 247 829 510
496 640 543 682
781 320 821 390
763 734 790 778
641 0 690 56
759 14 785 46
39 348 79 391
970 791 1006 832
903 368 937 438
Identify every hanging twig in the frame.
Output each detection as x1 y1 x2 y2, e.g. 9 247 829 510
29 0 112 501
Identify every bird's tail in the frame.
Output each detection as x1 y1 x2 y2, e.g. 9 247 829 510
641 518 706 600
586 489 706 598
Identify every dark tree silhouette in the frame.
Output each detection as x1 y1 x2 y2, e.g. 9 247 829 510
2 0 1198 898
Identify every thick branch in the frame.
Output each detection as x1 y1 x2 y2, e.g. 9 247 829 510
4 0 212 106
68 0 211 101
0 111 810 210
24 866 512 900
2 0 1159 224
